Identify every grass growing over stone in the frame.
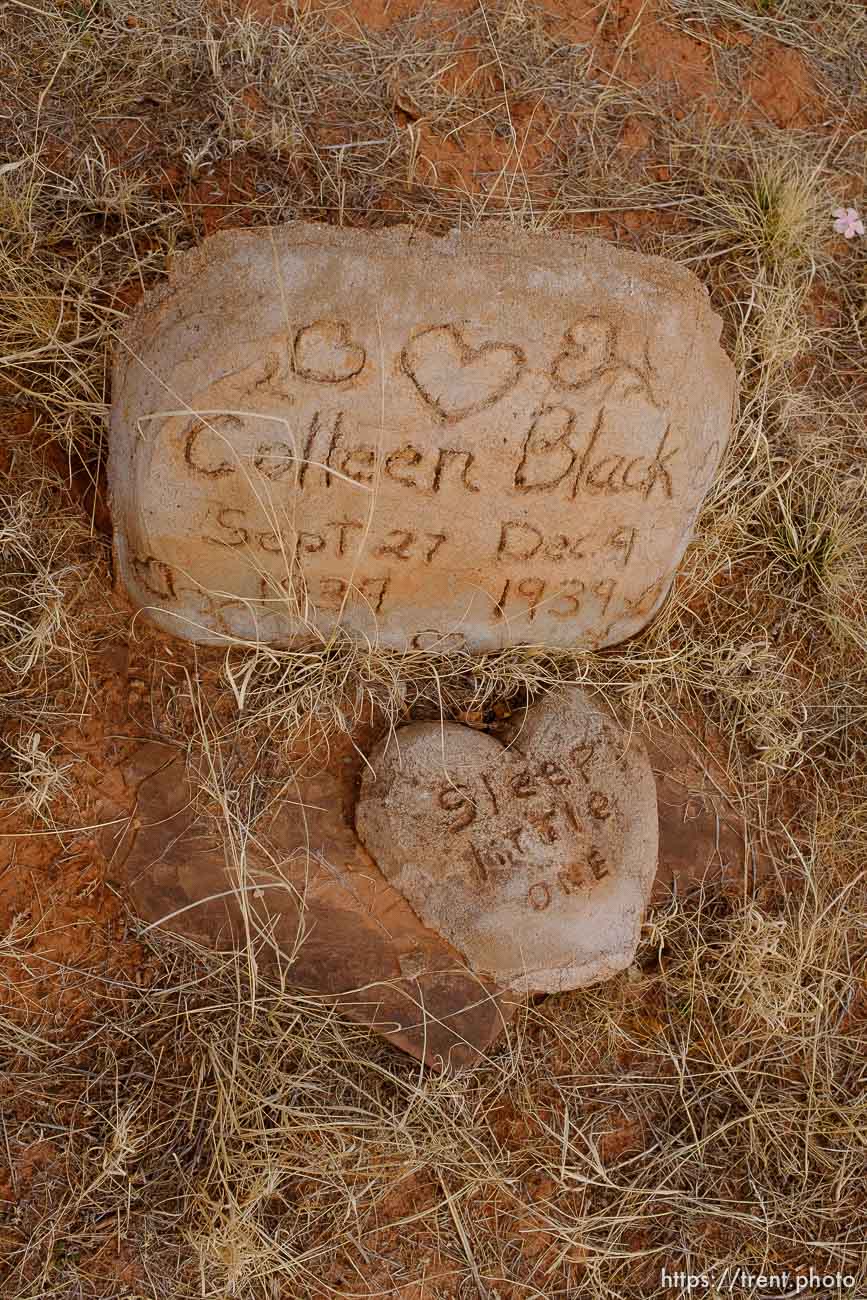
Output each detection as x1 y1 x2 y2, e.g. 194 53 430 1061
1 0 866 1295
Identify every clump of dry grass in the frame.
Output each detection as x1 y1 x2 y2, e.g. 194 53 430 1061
216 635 581 748
0 448 112 828
0 726 78 827
0 167 154 465
685 151 827 276
743 455 867 648
0 464 104 709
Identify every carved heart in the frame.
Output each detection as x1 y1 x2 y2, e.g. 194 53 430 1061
292 319 366 383
355 688 658 993
401 324 525 422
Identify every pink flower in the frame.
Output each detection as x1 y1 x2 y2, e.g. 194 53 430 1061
832 207 864 239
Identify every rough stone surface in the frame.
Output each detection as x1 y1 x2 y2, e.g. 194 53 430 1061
109 222 734 652
646 718 772 899
355 688 658 993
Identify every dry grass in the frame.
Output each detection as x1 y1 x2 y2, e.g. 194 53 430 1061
1 847 863 1297
0 450 112 829
0 472 100 700
1 0 866 1295
0 727 79 827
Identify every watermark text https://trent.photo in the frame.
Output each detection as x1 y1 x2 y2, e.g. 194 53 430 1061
660 1265 857 1294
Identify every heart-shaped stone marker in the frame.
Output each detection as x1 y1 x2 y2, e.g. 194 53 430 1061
400 323 525 423
355 688 658 993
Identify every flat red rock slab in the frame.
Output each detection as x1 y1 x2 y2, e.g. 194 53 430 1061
645 718 770 900
100 705 764 1066
101 730 517 1070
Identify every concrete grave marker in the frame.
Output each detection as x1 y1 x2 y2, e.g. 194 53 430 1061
109 223 734 652
355 688 658 993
